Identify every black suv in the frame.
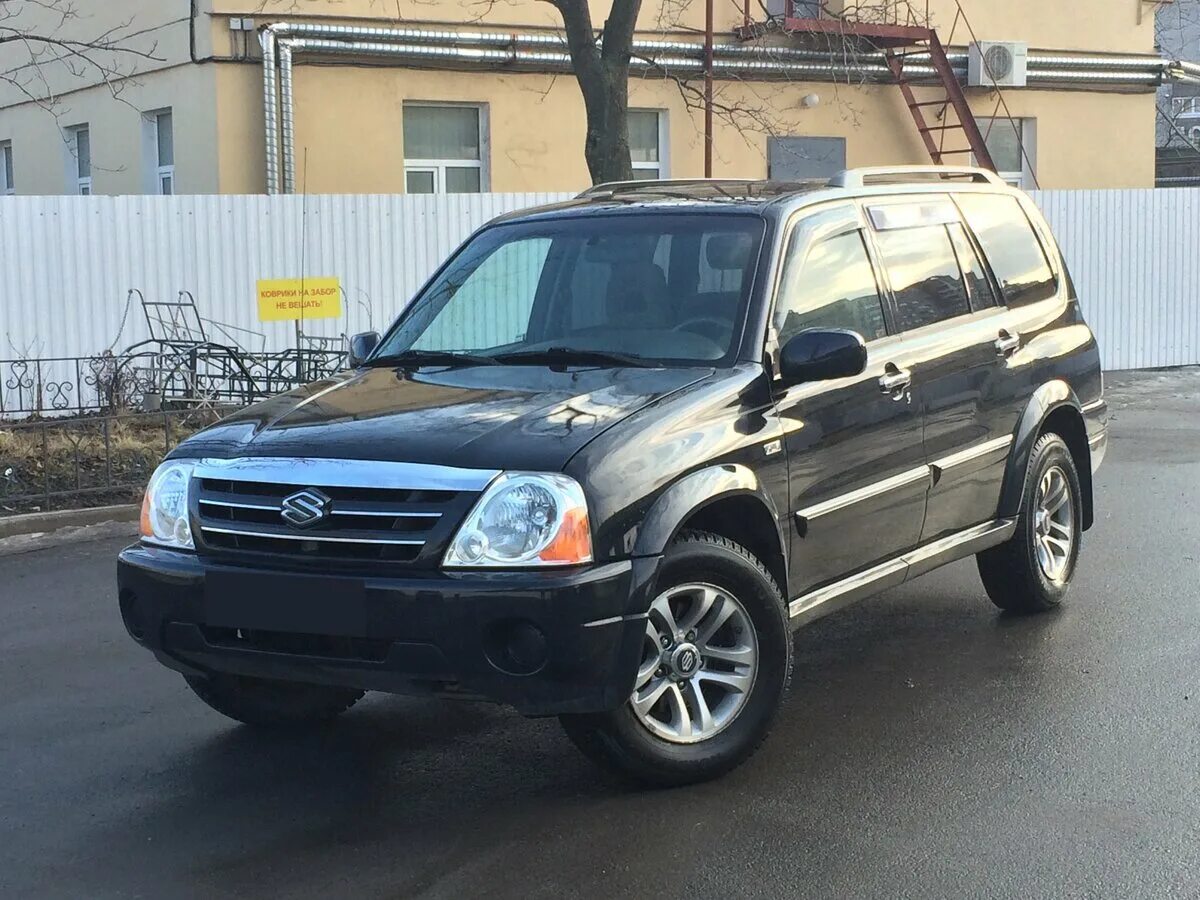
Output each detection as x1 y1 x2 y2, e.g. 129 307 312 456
118 167 1108 786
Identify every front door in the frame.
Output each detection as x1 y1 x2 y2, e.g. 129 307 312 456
770 205 929 603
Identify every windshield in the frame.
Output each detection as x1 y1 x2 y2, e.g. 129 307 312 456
375 213 766 366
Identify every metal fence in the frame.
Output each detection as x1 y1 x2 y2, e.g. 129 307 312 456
0 189 1198 379
0 408 226 516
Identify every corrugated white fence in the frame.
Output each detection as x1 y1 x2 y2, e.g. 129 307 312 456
0 189 1197 371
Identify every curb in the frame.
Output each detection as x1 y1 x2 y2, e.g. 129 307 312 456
0 504 140 540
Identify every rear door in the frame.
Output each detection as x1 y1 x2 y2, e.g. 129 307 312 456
771 204 928 600
864 195 1028 544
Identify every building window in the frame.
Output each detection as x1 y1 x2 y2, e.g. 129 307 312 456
0 142 13 195
975 117 1036 189
1172 96 1200 120
628 109 668 181
403 104 486 194
153 110 174 195
67 126 91 195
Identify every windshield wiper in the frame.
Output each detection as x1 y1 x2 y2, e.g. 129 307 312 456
363 349 501 369
492 347 652 368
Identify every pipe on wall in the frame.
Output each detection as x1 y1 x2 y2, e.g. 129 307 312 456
279 42 296 194
260 28 279 195
262 22 1177 193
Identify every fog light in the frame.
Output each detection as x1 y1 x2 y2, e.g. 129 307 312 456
483 619 548 676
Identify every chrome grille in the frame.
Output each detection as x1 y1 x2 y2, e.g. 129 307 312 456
189 457 497 567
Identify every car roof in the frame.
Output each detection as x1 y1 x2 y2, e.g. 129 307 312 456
488 167 1023 226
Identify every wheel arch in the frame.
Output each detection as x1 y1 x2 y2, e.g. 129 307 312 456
999 380 1094 530
634 464 788 598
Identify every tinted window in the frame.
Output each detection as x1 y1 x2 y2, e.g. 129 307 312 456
776 231 887 343
947 222 997 310
876 225 971 331
379 214 766 365
957 194 1057 306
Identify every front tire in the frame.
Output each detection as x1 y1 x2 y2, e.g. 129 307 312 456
184 673 363 728
560 530 792 787
977 432 1083 613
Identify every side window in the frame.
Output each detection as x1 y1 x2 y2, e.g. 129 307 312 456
947 222 998 310
956 194 1057 307
875 225 972 331
776 230 888 344
414 237 552 350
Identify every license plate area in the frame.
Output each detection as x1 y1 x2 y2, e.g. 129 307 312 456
205 570 368 637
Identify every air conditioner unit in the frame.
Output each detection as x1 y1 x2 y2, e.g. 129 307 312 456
968 41 1029 88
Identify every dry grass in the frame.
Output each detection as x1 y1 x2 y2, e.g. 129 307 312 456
0 409 223 516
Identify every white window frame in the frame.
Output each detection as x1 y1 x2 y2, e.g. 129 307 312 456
402 102 489 194
974 117 1036 190
153 110 174 195
629 108 670 180
1172 96 1200 120
66 125 92 195
0 141 13 195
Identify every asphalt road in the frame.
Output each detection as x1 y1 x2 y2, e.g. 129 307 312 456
2 370 1198 900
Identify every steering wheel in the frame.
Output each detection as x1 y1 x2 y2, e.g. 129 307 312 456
672 316 732 343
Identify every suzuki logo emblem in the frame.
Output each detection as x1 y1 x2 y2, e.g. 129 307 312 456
280 488 332 529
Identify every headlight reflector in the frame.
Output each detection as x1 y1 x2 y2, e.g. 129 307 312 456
140 460 196 549
444 473 591 567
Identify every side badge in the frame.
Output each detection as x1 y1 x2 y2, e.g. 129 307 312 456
764 439 782 457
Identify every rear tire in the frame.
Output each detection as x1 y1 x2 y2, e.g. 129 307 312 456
977 432 1083 613
560 530 792 787
185 673 363 728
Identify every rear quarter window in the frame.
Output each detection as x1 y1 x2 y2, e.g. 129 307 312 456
956 194 1057 307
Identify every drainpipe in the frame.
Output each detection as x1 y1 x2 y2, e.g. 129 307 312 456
260 27 280 195
279 42 295 195
704 0 714 178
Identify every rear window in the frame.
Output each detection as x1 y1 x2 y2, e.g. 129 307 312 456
875 225 971 331
956 194 1057 307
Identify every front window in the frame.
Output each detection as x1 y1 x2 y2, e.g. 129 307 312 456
374 214 766 366
403 104 486 194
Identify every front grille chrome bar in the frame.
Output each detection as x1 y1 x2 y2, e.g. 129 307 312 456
200 525 426 546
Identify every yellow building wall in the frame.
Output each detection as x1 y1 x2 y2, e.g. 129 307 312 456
213 62 1155 194
217 0 1156 54
0 65 220 196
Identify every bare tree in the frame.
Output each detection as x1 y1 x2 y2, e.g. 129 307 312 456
0 0 169 122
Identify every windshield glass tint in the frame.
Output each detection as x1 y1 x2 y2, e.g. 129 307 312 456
376 214 766 365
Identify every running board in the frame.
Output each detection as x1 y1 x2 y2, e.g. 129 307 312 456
788 518 1017 628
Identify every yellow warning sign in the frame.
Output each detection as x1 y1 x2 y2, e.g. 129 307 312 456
256 277 342 322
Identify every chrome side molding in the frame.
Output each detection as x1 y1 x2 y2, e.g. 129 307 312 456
788 518 1017 627
795 465 931 524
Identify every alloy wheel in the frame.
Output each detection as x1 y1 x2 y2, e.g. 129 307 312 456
629 582 759 744
1034 464 1074 582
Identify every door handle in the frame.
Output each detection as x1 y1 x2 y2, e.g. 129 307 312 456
878 366 912 396
995 331 1021 357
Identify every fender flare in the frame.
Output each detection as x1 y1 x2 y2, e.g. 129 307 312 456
633 464 787 563
998 380 1094 529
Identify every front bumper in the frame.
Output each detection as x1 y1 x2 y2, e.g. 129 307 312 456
117 545 656 716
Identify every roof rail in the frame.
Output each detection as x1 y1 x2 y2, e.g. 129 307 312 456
827 166 1008 189
577 178 764 198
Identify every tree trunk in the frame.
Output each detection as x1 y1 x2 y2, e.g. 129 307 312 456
553 0 643 185
581 64 634 183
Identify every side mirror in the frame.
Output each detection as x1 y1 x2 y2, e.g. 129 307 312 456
347 331 380 368
778 328 867 386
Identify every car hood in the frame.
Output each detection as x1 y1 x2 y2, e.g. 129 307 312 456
175 364 712 472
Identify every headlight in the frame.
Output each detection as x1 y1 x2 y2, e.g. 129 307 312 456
444 472 592 568
140 460 196 550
